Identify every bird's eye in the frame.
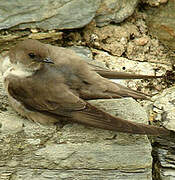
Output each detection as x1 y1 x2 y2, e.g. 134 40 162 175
28 53 36 59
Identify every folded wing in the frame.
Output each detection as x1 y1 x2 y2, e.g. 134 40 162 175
7 74 169 135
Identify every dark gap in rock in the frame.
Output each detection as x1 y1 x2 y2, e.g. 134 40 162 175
151 141 162 180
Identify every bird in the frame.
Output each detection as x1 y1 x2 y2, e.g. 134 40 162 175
0 39 170 135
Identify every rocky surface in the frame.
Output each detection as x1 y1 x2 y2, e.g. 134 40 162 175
0 0 101 30
145 0 175 51
95 0 139 27
0 0 138 31
0 95 153 179
149 87 175 180
82 21 172 65
153 87 175 131
1 1 175 179
155 137 175 180
142 0 168 7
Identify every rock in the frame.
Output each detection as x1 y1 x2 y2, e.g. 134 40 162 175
153 87 175 131
126 37 171 64
0 75 24 134
0 0 140 31
90 98 148 123
134 36 149 46
152 134 175 180
83 23 171 64
148 87 175 179
0 167 152 180
145 0 175 51
28 31 63 40
0 93 153 179
0 0 101 30
0 0 141 31
84 24 139 57
142 0 168 7
0 111 24 134
95 0 139 26
68 46 93 61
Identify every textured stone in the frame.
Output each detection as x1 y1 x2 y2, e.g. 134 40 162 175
153 136 175 180
0 168 152 180
145 0 175 50
35 141 152 170
68 46 93 61
0 95 153 179
0 0 140 31
148 87 175 180
0 111 24 134
153 87 175 131
83 23 171 64
95 0 139 26
134 36 149 46
28 31 63 40
142 0 168 7
0 0 101 30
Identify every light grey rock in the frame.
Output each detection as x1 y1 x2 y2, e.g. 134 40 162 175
153 87 175 131
0 76 24 134
0 98 153 180
95 0 139 26
0 0 101 30
35 141 152 173
0 168 152 180
0 111 24 134
0 0 139 31
89 98 149 124
68 46 93 61
160 168 175 180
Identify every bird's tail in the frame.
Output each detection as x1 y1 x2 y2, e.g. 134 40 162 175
71 102 169 135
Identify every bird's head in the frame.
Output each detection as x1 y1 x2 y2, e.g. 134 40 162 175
9 39 54 70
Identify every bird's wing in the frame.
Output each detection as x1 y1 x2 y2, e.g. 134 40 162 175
7 74 169 135
7 74 86 117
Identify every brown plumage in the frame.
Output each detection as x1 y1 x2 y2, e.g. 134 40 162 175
0 39 169 135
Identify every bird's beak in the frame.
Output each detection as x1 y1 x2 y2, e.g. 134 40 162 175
43 57 54 64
